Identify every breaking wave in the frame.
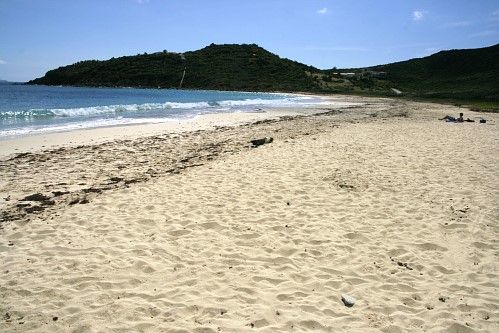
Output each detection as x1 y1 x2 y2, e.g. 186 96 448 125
0 86 327 139
0 96 315 120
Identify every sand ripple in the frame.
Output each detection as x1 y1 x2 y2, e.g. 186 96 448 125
1 99 498 332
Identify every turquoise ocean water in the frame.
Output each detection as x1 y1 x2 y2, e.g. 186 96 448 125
0 85 325 139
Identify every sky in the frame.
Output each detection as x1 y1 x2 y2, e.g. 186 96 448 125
1 0 498 82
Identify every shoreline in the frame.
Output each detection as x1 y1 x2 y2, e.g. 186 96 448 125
0 109 299 158
0 93 367 158
0 87 329 155
1 97 498 332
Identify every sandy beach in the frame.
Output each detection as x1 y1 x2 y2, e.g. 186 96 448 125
1 96 498 332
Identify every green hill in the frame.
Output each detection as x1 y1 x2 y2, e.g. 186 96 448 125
28 44 319 92
370 44 499 102
28 43 499 105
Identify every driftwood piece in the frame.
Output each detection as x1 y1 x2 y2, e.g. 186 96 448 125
250 137 273 147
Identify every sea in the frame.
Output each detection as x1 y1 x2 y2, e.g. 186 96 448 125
0 84 326 139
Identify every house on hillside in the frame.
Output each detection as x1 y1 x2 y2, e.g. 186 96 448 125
334 72 355 78
363 71 387 78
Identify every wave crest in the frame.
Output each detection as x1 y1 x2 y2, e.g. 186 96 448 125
0 96 315 120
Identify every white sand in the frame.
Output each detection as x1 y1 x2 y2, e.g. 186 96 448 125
1 97 498 332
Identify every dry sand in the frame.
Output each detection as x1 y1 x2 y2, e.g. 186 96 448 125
0 97 498 332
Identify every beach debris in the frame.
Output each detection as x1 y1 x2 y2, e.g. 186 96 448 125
391 257 414 270
82 187 103 194
69 198 80 205
338 183 356 190
250 137 273 147
109 177 124 183
52 190 70 197
20 193 51 202
397 261 413 270
19 193 55 213
341 294 356 307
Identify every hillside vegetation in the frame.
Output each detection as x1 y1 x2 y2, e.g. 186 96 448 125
28 43 499 105
28 44 318 92
371 44 499 102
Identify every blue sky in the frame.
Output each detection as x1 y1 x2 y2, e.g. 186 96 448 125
1 0 498 82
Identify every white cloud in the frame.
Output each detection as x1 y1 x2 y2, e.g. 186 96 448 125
444 21 472 28
491 10 499 20
470 30 497 38
0 59 7 65
413 10 425 21
317 8 328 15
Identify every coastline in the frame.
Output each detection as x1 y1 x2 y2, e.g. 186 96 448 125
0 91 336 158
1 97 498 332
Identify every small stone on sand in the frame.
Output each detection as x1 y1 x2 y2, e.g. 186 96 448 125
341 294 356 307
